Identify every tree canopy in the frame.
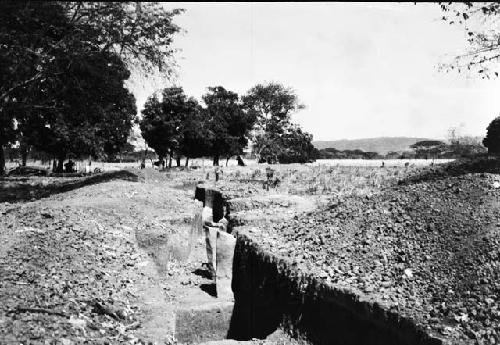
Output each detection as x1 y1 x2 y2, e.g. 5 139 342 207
203 86 256 166
0 1 183 174
242 82 314 164
483 116 500 155
242 82 304 135
139 87 201 166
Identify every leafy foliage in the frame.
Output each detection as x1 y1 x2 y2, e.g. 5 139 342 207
139 87 201 163
0 1 183 173
439 2 500 77
410 140 447 159
13 44 137 170
178 105 211 160
243 82 314 163
243 82 304 134
483 116 500 154
203 86 256 165
277 125 319 163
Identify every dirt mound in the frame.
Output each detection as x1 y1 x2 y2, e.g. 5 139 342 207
399 157 500 185
0 170 138 203
250 172 500 344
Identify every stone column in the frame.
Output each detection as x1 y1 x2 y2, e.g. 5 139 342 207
216 230 236 299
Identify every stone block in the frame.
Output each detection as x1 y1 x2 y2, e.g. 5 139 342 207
216 230 236 299
205 226 218 278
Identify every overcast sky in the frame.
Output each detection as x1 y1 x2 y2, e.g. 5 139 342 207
128 2 500 141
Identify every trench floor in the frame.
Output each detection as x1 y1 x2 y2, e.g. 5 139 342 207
0 169 308 344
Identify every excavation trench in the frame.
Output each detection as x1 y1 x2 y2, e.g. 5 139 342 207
160 185 445 345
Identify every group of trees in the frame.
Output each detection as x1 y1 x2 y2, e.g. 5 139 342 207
317 136 489 161
317 148 380 160
0 2 183 174
139 82 318 166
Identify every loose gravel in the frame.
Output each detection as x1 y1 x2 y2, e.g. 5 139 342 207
246 171 500 344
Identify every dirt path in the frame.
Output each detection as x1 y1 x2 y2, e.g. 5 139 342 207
0 170 211 344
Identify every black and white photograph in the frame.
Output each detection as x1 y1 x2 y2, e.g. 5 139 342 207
1 2 499 344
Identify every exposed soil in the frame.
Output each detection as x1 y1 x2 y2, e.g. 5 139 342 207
245 170 500 344
2 160 499 345
0 169 212 344
0 168 308 345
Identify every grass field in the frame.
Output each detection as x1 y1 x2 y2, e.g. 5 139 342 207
5 158 454 172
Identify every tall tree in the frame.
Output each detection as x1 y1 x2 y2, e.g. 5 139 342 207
203 86 255 166
139 94 169 165
242 82 306 163
0 1 183 174
139 87 199 167
22 51 137 171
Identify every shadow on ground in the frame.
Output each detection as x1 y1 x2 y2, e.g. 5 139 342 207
0 170 138 203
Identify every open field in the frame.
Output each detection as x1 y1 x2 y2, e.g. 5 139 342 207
0 159 499 344
5 158 454 173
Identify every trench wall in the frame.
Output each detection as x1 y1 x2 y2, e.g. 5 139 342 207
194 184 444 345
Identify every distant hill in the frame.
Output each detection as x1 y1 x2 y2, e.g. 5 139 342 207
313 137 436 155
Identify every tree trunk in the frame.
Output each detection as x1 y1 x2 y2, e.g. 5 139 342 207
237 155 246 166
185 157 189 167
176 156 181 167
168 151 173 168
21 145 28 166
226 157 230 167
0 145 5 176
213 155 219 166
56 154 65 173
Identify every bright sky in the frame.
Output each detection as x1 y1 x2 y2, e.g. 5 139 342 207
128 2 500 141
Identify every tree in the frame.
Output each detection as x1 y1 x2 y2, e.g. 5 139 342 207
0 1 183 174
0 2 183 105
178 103 212 166
139 94 169 165
445 125 487 158
438 2 500 77
36 54 136 171
483 116 500 155
276 125 319 163
0 106 16 175
0 1 71 174
243 82 304 135
410 140 447 159
203 86 256 166
139 87 199 167
242 82 306 163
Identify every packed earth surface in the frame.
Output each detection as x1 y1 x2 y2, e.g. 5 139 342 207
0 168 305 345
1 159 499 345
